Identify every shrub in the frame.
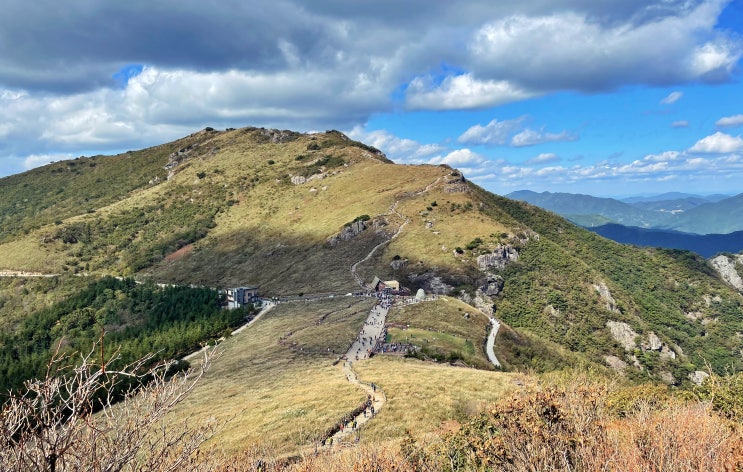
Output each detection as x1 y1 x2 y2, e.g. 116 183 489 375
465 237 483 251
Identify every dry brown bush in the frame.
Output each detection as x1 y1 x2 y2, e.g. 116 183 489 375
607 402 743 471
0 344 221 472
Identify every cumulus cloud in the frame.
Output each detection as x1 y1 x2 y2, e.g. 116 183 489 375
346 126 444 163
405 74 535 110
457 117 527 145
427 148 487 167
458 116 577 147
716 114 743 128
0 0 741 178
467 0 740 92
689 132 743 153
660 91 683 104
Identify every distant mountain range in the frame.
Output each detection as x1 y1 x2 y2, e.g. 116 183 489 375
589 224 743 258
507 190 743 235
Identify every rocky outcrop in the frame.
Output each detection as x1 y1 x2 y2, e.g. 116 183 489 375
407 272 454 295
165 142 200 179
443 171 468 193
710 254 743 293
594 283 620 313
659 371 676 385
480 274 504 297
390 258 408 271
327 220 367 247
259 128 300 143
290 172 329 185
689 370 710 386
641 331 677 360
606 321 638 351
478 245 519 271
607 322 679 361
605 355 628 372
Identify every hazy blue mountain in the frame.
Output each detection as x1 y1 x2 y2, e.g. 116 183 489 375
589 223 743 258
620 193 730 204
506 190 668 228
664 193 743 234
629 197 715 212
507 190 743 235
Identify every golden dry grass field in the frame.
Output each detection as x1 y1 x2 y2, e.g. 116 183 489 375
170 296 513 460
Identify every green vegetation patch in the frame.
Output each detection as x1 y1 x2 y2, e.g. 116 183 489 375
0 276 254 394
386 298 491 369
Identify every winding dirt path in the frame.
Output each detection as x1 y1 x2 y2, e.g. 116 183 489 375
350 176 442 289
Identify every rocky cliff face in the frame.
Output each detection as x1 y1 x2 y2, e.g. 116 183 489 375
710 253 743 293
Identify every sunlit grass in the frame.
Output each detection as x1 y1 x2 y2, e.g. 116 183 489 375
353 356 514 441
171 298 375 457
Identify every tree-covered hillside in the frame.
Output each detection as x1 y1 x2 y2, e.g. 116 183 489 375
0 276 253 393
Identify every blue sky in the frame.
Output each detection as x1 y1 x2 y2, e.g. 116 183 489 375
0 0 742 197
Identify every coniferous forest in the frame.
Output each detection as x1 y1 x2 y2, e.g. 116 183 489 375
0 276 254 394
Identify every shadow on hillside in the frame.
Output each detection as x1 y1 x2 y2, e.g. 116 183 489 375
149 225 390 295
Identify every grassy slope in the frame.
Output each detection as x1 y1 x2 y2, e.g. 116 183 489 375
0 130 223 243
175 298 374 456
173 297 514 458
385 297 492 369
354 356 513 441
1 126 742 380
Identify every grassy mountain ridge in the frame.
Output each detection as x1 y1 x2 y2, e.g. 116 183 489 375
1 126 742 383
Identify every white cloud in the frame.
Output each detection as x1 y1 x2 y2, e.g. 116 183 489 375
345 126 444 163
23 153 74 169
467 0 740 92
671 120 689 128
471 146 743 194
427 149 487 167
716 114 743 128
689 132 743 153
660 91 683 104
525 153 559 165
405 74 535 110
457 117 526 145
510 129 577 147
458 117 577 147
